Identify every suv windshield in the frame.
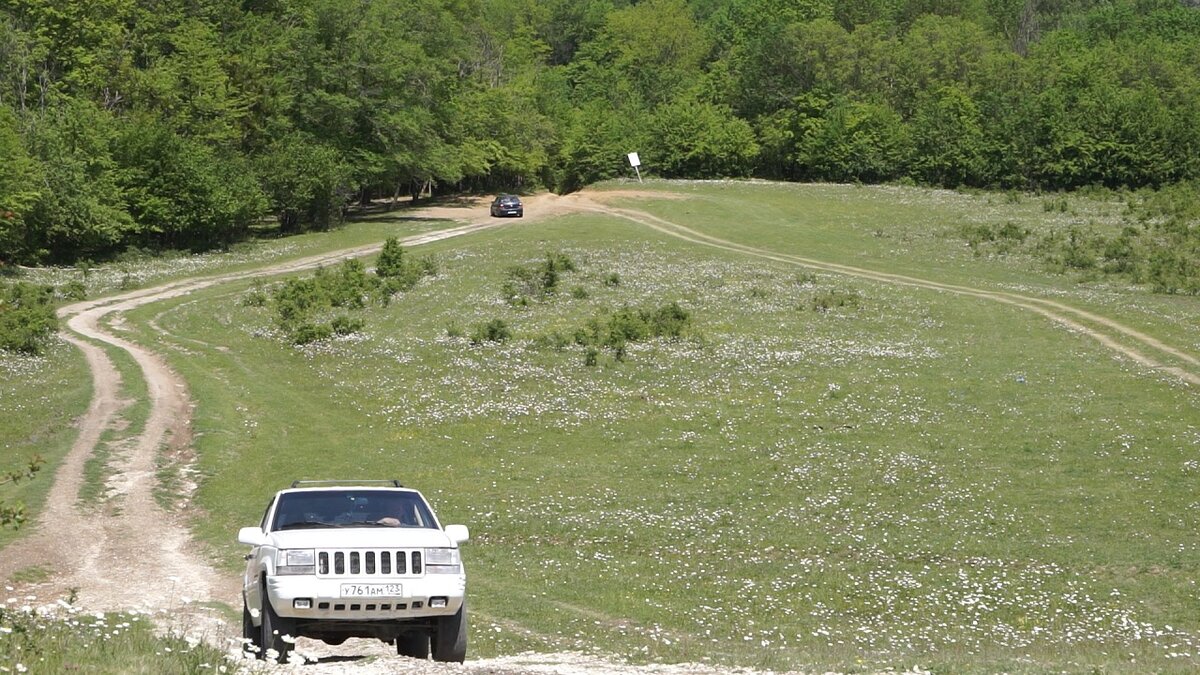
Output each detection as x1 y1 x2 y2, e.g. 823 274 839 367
271 490 439 531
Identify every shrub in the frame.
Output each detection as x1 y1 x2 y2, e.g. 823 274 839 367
649 301 691 338
376 238 437 295
0 282 58 354
375 237 407 278
810 289 861 312
604 272 621 287
533 331 570 351
571 286 589 299
0 456 43 529
331 315 364 335
961 221 1029 256
502 252 577 304
59 280 87 301
291 321 333 345
241 284 268 307
470 318 512 345
446 321 465 338
574 302 693 357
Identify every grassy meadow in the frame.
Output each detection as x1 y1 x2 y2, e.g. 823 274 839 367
0 339 91 548
7 180 1200 673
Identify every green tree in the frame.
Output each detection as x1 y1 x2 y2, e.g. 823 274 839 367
796 98 912 182
647 99 759 178
910 85 986 186
257 132 353 232
22 97 134 262
0 106 41 263
114 115 266 251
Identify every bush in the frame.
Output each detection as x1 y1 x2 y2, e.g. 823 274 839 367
375 238 437 295
502 252 577 304
241 284 268 307
0 456 43 530
331 315 365 335
375 237 407 278
291 322 333 345
810 289 861 312
59 280 87 301
268 259 388 343
470 318 512 345
0 282 58 354
961 221 1029 256
574 302 693 356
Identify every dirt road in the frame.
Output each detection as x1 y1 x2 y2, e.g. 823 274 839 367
1 188 1194 673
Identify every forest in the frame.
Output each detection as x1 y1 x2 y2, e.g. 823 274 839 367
1 0 1200 265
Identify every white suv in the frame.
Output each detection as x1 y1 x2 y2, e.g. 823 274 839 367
237 480 469 663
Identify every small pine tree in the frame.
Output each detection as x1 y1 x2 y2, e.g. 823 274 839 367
376 238 406 278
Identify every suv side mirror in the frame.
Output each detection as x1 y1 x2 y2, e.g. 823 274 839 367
444 524 469 544
238 526 267 547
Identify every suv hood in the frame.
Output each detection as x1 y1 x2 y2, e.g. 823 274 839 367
268 528 458 549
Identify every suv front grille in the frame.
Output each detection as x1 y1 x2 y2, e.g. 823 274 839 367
317 550 421 577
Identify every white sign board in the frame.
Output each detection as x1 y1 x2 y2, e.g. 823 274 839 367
627 152 641 167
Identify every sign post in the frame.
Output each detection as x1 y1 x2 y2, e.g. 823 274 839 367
627 152 642 183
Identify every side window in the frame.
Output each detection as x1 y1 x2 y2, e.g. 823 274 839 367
260 496 276 531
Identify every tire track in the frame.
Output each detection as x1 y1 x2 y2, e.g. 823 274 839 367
578 198 1200 387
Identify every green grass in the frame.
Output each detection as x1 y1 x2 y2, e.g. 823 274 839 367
10 181 1200 672
115 182 1200 673
0 339 91 547
0 603 235 674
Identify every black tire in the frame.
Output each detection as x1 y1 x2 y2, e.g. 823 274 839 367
242 599 262 656
431 602 467 663
396 631 430 659
260 590 294 663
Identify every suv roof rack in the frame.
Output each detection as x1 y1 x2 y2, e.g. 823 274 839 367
290 479 404 488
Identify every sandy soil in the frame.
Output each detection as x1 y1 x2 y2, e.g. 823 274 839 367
1 186 1194 674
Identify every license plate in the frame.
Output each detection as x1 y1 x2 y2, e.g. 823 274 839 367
339 583 403 598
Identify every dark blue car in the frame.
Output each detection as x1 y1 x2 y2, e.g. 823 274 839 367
490 194 523 218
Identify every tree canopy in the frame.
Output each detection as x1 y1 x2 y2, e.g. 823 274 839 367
2 0 1200 264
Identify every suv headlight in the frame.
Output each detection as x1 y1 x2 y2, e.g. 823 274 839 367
277 549 316 575
424 548 462 574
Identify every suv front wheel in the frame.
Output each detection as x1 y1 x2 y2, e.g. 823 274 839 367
396 631 430 659
261 585 295 663
432 602 467 663
242 600 262 656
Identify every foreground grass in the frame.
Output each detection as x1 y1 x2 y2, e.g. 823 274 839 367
118 182 1200 673
0 596 235 674
0 339 91 548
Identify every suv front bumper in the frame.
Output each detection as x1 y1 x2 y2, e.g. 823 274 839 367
267 574 465 621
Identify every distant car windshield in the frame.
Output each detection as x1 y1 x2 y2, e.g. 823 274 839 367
271 490 439 531
498 196 519 205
